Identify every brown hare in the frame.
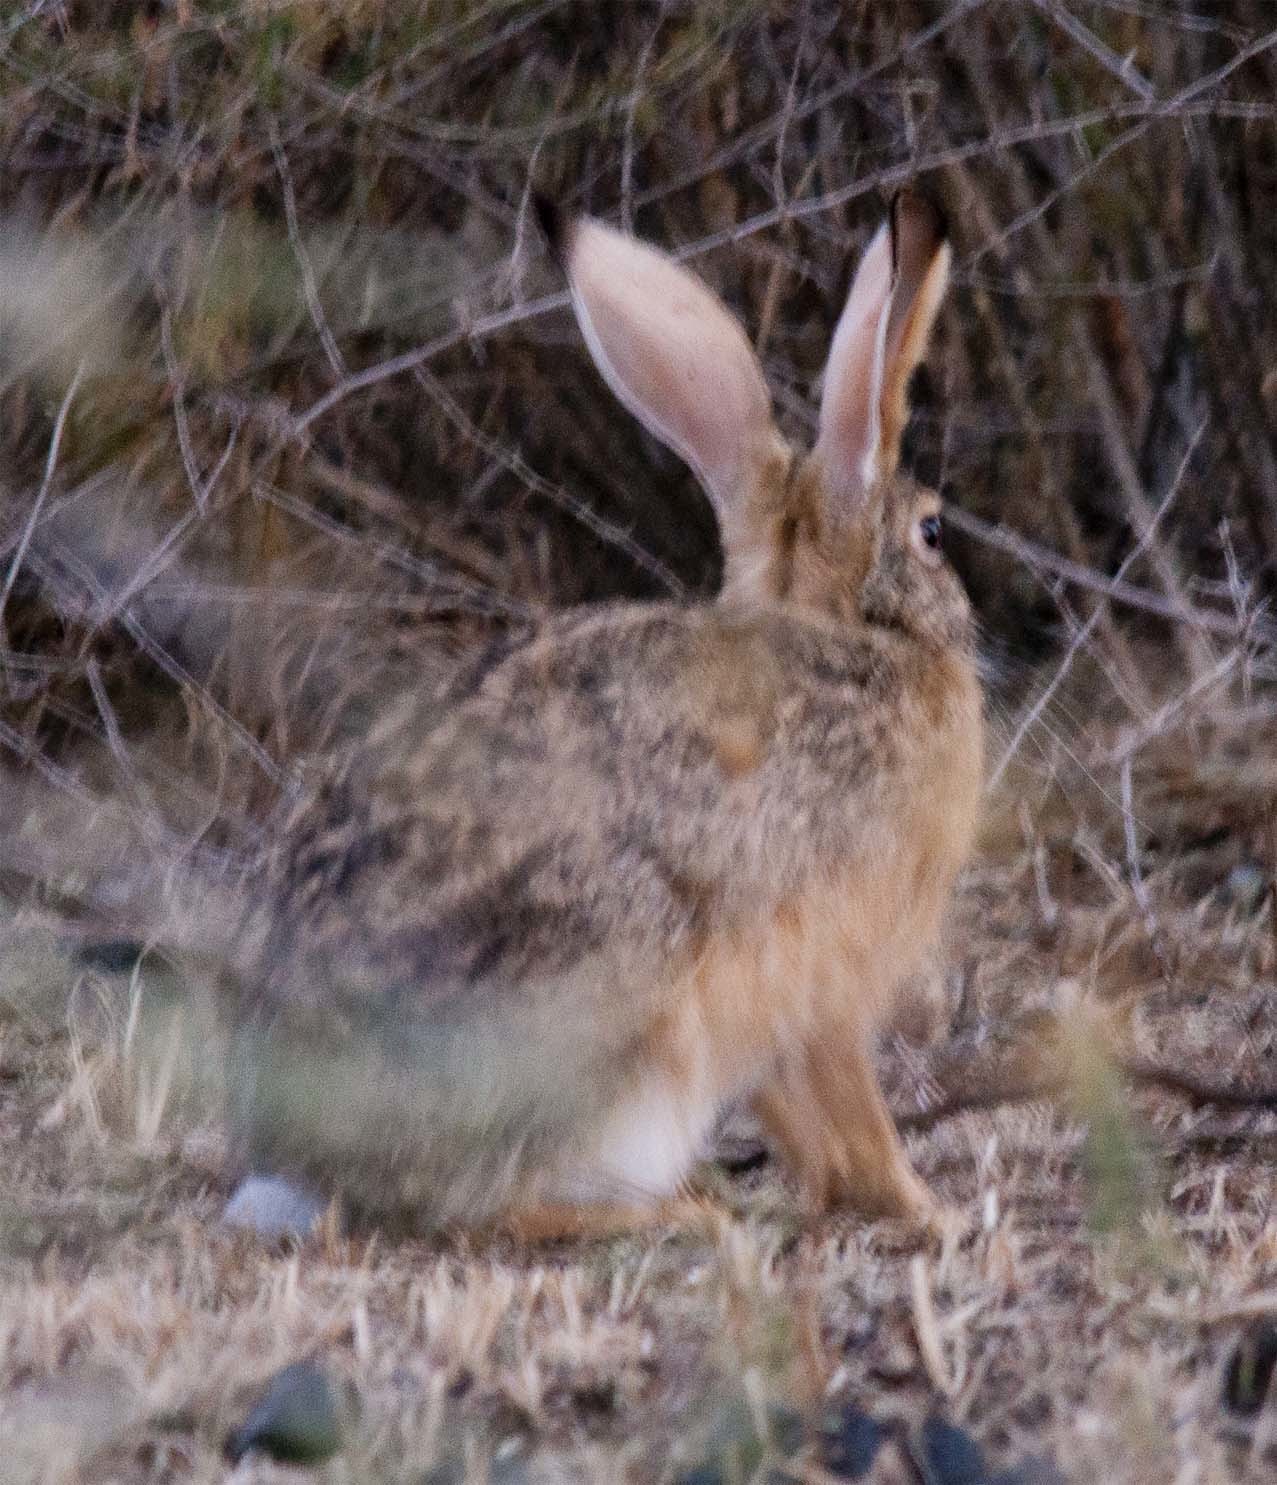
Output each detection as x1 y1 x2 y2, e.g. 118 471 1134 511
225 190 983 1242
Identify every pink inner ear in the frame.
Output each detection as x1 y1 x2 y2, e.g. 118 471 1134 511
815 198 950 505
564 218 779 533
814 221 894 501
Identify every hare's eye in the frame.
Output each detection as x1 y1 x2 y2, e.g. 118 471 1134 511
919 514 942 550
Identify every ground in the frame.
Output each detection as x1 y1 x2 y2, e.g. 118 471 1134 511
1 683 1275 1485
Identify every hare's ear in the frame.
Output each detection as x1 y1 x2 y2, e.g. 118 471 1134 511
815 191 950 502
548 210 782 556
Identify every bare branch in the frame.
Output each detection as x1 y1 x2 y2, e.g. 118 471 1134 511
1031 0 1156 101
991 418 1208 788
0 360 84 640
268 115 347 379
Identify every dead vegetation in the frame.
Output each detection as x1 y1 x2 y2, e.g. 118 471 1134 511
3 2 1277 1481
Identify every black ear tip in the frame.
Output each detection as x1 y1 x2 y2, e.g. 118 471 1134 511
533 194 567 260
890 187 948 247
929 197 950 243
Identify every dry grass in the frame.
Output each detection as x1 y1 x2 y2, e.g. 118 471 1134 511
4 3 1277 1481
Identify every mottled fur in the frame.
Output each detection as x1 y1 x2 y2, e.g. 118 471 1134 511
236 192 984 1236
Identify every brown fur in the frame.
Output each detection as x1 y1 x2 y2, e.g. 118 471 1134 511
238 191 984 1235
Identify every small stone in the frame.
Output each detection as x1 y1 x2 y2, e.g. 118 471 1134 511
421 1461 464 1485
491 1450 531 1485
1223 1321 1277 1417
766 1402 806 1456
223 1174 328 1240
74 939 147 972
225 1361 343 1465
913 1414 990 1484
818 1402 885 1479
1219 863 1270 915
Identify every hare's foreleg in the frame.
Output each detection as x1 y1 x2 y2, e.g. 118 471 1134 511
753 1035 936 1226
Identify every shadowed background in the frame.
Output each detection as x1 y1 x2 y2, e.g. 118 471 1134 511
2 7 1277 1482
3 1 1276 853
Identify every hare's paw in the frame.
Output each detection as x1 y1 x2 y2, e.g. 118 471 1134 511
497 1192 719 1245
840 1166 969 1247
851 1157 937 1226
878 1193 970 1252
920 1200 970 1247
754 1040 944 1230
224 1174 329 1240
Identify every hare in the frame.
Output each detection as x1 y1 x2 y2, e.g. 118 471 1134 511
225 191 983 1242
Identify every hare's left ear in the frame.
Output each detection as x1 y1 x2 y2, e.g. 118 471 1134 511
542 204 784 570
815 191 951 502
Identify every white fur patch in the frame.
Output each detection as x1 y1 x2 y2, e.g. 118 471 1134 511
559 1077 715 1203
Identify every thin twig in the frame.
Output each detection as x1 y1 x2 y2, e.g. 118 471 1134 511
412 367 686 595
1072 318 1213 678
1031 0 1156 101
991 418 1207 788
895 1058 1277 1133
159 306 207 510
672 99 1277 266
1119 755 1170 974
620 19 661 235
284 54 1277 438
909 1257 956 1398
30 543 283 783
251 479 531 620
290 289 567 435
944 504 1272 644
969 23 1277 264
269 115 347 378
631 0 988 211
1122 1060 1277 1113
1106 647 1243 763
895 1078 1061 1132
0 360 84 638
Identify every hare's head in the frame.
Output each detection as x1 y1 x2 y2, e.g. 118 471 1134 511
547 192 969 652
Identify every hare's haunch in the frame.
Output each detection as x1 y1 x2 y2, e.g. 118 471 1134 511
230 192 983 1240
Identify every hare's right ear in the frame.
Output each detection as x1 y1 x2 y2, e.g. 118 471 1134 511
543 206 783 564
815 191 950 504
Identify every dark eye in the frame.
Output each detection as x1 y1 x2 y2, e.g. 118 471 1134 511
919 513 942 550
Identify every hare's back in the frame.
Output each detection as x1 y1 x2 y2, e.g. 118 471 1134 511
259 603 911 1017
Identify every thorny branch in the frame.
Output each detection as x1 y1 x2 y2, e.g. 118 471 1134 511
896 1059 1277 1134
